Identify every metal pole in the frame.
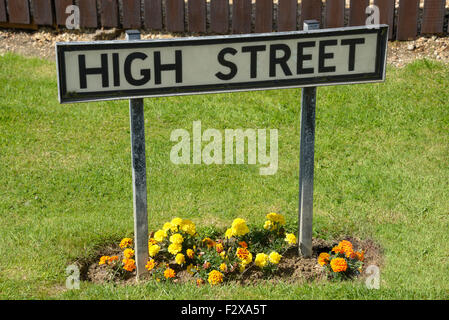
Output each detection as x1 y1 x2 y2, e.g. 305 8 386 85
298 20 320 258
126 30 149 279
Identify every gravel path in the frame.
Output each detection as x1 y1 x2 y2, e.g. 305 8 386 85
1 28 448 67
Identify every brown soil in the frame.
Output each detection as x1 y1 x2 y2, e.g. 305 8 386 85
76 236 383 286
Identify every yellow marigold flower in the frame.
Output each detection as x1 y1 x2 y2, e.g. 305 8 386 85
119 238 133 249
154 229 167 242
239 264 246 273
216 243 224 253
263 220 273 230
170 217 183 231
170 233 184 244
186 248 194 259
148 238 158 246
175 253 185 265
268 251 282 264
220 251 227 259
164 267 176 279
108 256 119 264
285 233 297 245
123 248 134 259
318 252 330 266
225 228 234 239
162 222 172 232
255 253 268 268
99 256 109 265
168 243 182 255
231 218 249 236
145 259 155 271
180 219 196 236
330 258 348 273
122 258 136 272
219 263 227 272
266 212 285 225
241 252 252 266
208 270 224 285
149 244 161 257
356 250 365 262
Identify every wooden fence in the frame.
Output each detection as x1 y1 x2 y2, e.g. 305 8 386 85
0 0 448 40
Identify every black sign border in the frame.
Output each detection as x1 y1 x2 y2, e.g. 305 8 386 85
56 26 388 103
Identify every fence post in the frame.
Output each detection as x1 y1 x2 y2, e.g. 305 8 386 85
126 30 149 280
298 20 319 258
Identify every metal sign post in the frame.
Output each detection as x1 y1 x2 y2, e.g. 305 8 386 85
126 30 149 279
298 21 320 258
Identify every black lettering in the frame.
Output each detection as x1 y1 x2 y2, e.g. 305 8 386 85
341 38 365 71
154 50 183 85
78 54 109 89
297 41 315 75
319 40 337 73
112 53 120 87
242 45 266 78
124 52 151 86
215 47 238 81
269 44 292 77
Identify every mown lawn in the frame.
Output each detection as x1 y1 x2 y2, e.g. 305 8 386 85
0 52 448 299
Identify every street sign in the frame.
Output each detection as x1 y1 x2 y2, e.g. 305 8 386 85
56 25 388 103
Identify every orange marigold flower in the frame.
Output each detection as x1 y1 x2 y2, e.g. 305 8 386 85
145 259 156 271
164 268 176 279
123 248 135 259
238 241 248 248
346 249 357 259
122 258 136 272
330 258 348 273
208 270 224 285
99 256 110 265
196 278 204 286
148 238 158 246
338 240 353 254
202 237 216 248
108 256 119 264
236 247 250 260
318 252 330 266
356 250 365 261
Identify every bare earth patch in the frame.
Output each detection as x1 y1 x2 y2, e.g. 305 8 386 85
0 28 449 67
76 236 383 286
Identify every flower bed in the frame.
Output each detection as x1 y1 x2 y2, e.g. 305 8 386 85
86 214 382 285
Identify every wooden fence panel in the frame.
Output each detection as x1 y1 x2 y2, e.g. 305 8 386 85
55 0 73 26
166 0 185 32
122 0 141 29
232 0 252 33
277 0 297 31
79 0 98 28
188 0 206 32
8 0 30 24
210 0 229 33
421 0 446 34
396 0 419 40
32 0 53 25
144 0 162 29
374 0 395 39
101 0 119 28
0 0 5 22
325 0 345 28
300 0 322 29
255 0 272 33
349 0 369 26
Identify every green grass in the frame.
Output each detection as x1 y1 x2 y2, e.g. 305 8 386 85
0 52 448 299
